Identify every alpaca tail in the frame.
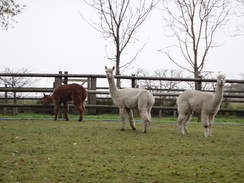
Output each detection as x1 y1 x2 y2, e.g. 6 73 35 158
82 88 88 101
148 92 155 109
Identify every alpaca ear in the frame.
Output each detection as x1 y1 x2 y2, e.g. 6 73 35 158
112 66 115 70
105 66 107 69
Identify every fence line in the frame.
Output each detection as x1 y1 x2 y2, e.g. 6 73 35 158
0 72 244 116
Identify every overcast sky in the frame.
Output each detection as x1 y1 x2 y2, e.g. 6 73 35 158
1 0 244 81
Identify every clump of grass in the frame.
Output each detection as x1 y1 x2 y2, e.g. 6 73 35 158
0 120 243 182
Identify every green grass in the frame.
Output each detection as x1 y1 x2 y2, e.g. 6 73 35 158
0 119 243 182
1 112 244 123
229 103 244 110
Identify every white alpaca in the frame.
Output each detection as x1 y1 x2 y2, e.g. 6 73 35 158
176 74 225 137
105 66 155 133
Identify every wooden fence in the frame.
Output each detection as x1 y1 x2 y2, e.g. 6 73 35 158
0 71 244 117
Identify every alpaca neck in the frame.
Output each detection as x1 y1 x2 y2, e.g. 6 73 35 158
108 75 119 98
47 96 54 104
212 85 224 107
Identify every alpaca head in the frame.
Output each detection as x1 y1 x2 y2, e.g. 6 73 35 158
105 66 115 80
217 74 226 87
43 94 53 104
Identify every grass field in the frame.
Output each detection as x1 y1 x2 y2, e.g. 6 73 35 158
1 112 244 123
0 119 243 183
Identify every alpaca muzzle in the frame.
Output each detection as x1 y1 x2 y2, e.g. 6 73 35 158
220 79 225 85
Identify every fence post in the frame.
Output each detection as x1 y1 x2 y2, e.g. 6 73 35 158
4 84 7 115
53 71 63 118
63 71 68 84
54 71 62 88
196 75 202 122
88 77 97 114
13 91 18 115
131 74 136 88
173 104 177 118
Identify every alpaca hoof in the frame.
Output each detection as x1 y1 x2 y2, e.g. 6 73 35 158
132 128 136 131
120 128 125 131
79 117 83 122
142 130 147 133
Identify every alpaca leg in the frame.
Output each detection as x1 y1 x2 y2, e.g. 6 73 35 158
208 124 212 137
75 102 84 122
147 108 152 121
202 113 210 137
177 115 184 134
143 108 153 133
138 97 152 133
208 114 215 137
119 108 126 131
63 102 69 121
203 125 210 137
183 124 190 134
77 104 84 122
126 108 136 130
79 103 85 122
177 113 188 135
183 112 192 134
54 102 61 120
143 119 150 134
139 109 150 133
72 93 85 121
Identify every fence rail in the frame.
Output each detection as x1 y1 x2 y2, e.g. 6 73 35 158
1 72 244 116
0 72 243 83
0 87 244 98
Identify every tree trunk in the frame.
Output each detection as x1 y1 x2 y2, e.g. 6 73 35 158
115 27 121 89
194 65 201 90
115 60 121 89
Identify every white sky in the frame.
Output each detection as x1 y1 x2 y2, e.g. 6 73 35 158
0 0 244 81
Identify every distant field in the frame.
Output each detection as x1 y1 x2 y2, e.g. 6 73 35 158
0 119 243 182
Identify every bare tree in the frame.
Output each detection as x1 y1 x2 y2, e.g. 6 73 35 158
160 0 231 90
0 67 37 89
0 67 39 115
0 0 26 30
236 0 244 15
235 0 244 34
153 69 183 91
134 68 152 89
83 0 158 88
135 68 183 91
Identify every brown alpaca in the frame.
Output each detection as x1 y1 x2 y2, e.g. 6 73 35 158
43 84 88 122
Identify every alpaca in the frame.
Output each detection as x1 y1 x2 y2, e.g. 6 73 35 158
43 83 88 122
176 74 225 137
105 66 155 133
